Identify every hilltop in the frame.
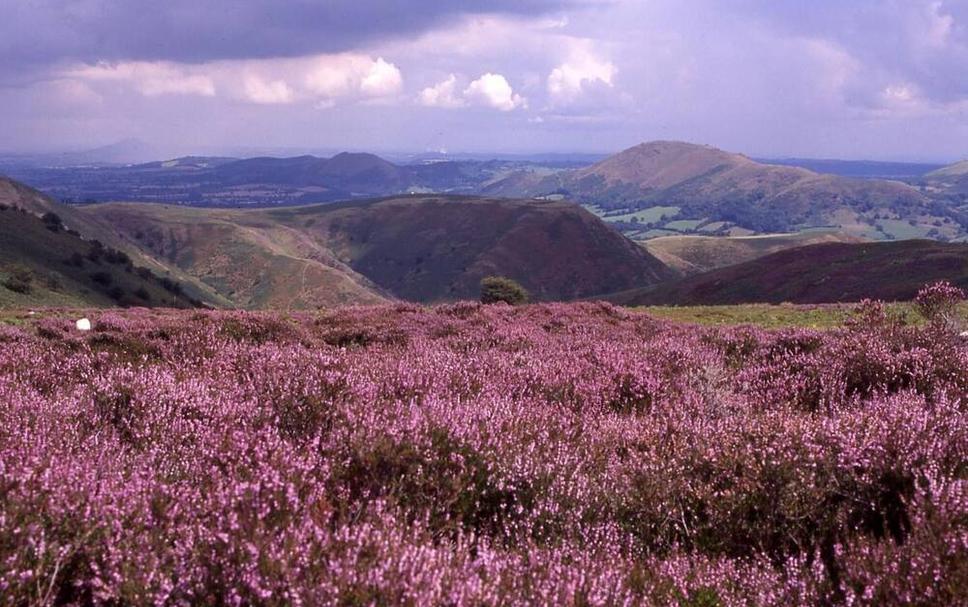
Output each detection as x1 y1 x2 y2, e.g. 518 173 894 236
611 239 968 306
486 141 962 239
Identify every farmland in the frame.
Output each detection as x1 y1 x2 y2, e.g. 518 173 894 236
1 297 965 605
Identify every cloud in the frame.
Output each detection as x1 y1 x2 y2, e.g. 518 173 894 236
464 73 527 111
64 54 403 107
0 1 576 78
418 75 466 108
66 62 216 97
547 45 616 103
360 58 404 97
243 76 294 105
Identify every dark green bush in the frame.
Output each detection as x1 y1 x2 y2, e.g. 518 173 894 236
41 212 64 232
2 268 33 294
89 271 113 286
480 276 529 305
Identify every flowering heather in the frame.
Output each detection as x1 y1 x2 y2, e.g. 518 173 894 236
1 301 966 605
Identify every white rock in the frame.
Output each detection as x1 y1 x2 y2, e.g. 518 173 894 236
76 318 92 332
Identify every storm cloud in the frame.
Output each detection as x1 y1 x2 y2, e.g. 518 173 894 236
1 0 966 161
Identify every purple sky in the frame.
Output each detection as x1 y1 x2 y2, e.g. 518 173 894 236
1 0 967 161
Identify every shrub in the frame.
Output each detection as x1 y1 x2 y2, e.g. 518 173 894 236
86 240 105 263
2 267 33 294
914 280 964 324
41 212 64 232
158 277 183 295
480 276 529 305
89 271 113 286
104 248 131 266
64 252 85 268
134 287 151 301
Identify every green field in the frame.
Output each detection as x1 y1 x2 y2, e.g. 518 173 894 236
639 302 946 329
876 219 933 240
586 205 681 223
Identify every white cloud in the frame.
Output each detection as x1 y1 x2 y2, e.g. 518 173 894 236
418 74 466 108
67 61 216 97
243 75 294 104
65 54 402 107
361 57 403 96
464 73 526 111
547 46 616 103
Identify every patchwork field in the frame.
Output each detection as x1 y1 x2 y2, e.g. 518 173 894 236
1 297 966 604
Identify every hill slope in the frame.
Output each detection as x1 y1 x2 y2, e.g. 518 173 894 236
643 231 865 276
612 240 968 306
925 160 968 197
82 195 673 306
0 203 200 309
1 176 231 307
486 141 962 239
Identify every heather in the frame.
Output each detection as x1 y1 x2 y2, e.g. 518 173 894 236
0 300 966 605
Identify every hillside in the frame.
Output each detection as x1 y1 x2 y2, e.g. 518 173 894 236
0 204 200 309
81 195 673 306
1 176 231 307
924 159 968 197
485 141 963 239
611 239 968 306
643 231 865 276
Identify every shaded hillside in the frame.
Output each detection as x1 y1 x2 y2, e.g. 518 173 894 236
81 204 389 310
0 205 199 308
83 195 673 306
486 141 963 239
1 176 231 307
643 231 864 276
612 240 968 306
267 196 674 302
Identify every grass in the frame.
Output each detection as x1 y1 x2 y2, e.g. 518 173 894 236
638 302 942 329
586 205 681 223
876 219 933 240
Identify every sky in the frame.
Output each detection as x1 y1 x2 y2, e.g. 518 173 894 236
1 0 967 161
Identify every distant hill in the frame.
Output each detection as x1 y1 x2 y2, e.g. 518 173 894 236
81 195 673 307
0 179 201 308
3 152 549 207
485 141 964 239
643 231 865 276
924 160 968 198
755 158 944 181
611 239 968 306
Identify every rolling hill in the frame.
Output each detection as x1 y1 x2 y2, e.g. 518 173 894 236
0 181 201 308
79 195 673 307
610 239 968 306
485 141 964 239
1 176 232 307
924 160 968 198
642 231 865 276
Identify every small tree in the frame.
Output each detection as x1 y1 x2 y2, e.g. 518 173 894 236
480 276 529 305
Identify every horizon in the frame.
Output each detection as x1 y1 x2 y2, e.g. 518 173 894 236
1 1 967 163
0 137 961 167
